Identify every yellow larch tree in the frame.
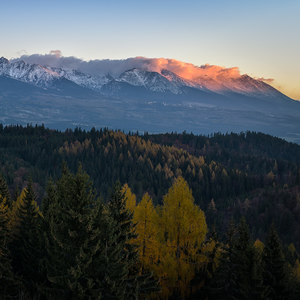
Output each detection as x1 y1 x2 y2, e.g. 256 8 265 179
254 239 265 255
156 176 208 299
121 183 136 214
133 192 159 273
293 259 300 282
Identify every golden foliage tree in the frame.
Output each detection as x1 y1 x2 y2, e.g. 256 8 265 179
156 176 208 299
121 183 136 214
133 192 159 273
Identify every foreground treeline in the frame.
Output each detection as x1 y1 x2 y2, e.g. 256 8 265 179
1 165 159 299
1 168 300 299
1 124 300 250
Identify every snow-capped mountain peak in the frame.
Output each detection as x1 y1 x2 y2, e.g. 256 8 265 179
160 69 206 90
0 56 9 65
0 56 288 101
0 57 61 88
214 74 281 98
46 66 112 92
116 68 181 93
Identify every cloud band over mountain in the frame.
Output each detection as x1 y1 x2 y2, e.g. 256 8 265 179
12 51 244 81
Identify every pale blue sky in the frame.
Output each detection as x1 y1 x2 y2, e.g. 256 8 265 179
1 0 299 99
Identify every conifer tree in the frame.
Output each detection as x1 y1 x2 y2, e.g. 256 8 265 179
38 178 57 292
41 178 56 224
8 188 27 235
121 183 136 214
107 183 159 299
9 175 42 296
291 259 300 300
235 217 268 299
96 205 129 300
209 218 240 300
263 223 291 299
191 225 222 299
157 176 207 299
13 185 20 202
44 164 105 299
107 182 140 299
0 173 11 208
0 195 19 299
133 192 159 273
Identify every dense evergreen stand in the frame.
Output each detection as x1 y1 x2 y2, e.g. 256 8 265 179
0 195 19 299
9 175 43 297
0 124 299 298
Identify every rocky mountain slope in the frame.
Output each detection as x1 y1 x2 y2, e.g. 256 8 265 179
0 56 286 99
1 56 300 143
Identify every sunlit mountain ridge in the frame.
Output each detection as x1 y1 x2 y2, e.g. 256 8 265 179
0 56 287 99
0 55 300 143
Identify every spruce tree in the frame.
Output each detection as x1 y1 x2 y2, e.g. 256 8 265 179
0 195 19 299
10 175 43 296
107 182 140 299
235 217 268 300
95 203 128 300
38 178 57 293
0 173 11 208
13 185 20 202
263 223 290 299
209 218 240 300
190 224 222 299
107 182 158 300
44 164 106 299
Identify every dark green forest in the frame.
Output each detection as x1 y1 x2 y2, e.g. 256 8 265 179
1 124 300 299
0 124 300 249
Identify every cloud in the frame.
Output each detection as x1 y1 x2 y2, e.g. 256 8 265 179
11 51 242 81
256 77 274 83
136 58 241 80
50 50 62 58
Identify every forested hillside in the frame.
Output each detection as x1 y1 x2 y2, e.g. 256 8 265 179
1 163 300 299
1 124 300 298
0 124 300 250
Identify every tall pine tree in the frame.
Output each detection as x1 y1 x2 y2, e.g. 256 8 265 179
44 164 105 299
235 217 268 300
209 218 240 300
0 173 11 208
263 223 291 299
9 175 43 296
0 195 19 299
11 176 41 294
107 182 159 300
107 182 141 300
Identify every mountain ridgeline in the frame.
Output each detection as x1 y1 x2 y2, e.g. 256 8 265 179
1 124 300 252
0 56 283 96
1 56 300 142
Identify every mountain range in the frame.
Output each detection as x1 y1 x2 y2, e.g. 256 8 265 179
1 56 300 143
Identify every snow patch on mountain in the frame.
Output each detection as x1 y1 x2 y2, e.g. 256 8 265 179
45 66 112 92
160 69 203 90
220 75 280 97
0 56 287 100
116 69 181 93
0 57 60 88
